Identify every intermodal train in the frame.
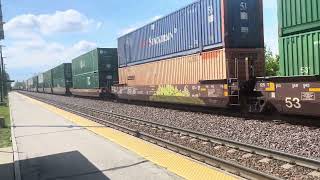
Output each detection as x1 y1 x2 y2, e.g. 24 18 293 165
23 0 320 117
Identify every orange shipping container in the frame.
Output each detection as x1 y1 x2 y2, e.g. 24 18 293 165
119 48 264 86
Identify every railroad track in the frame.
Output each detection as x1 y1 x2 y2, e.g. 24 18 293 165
22 92 320 180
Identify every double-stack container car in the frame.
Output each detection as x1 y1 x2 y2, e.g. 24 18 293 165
254 0 320 117
28 76 38 92
51 63 73 95
37 73 44 93
22 0 320 118
113 0 264 108
26 78 32 91
43 70 53 94
71 48 118 97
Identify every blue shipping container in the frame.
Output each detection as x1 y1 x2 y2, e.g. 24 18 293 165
118 0 264 67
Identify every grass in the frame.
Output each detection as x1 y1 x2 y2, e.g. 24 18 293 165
0 99 11 148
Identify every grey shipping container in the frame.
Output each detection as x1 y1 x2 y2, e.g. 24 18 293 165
37 73 44 93
118 0 264 67
71 48 118 97
52 63 73 94
26 78 33 91
31 76 38 92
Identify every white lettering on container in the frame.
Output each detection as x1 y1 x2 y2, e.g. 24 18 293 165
240 12 248 20
301 67 311 74
241 27 249 33
208 15 214 23
148 29 177 46
240 2 248 11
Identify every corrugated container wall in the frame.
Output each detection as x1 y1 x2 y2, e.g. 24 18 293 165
118 0 264 67
26 79 30 89
119 48 265 86
38 73 44 92
72 48 118 89
119 50 226 86
278 0 320 36
43 70 53 89
27 78 33 91
52 63 72 88
279 30 320 76
32 76 38 91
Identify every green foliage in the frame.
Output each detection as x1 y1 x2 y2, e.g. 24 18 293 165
0 104 11 148
265 47 280 76
154 85 190 97
13 81 26 89
0 129 11 148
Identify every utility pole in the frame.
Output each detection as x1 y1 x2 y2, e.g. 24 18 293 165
0 45 4 103
0 0 4 104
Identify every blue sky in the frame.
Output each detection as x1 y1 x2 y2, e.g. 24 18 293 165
3 0 278 81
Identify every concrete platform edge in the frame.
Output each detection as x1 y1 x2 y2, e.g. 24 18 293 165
9 94 21 180
18 92 238 180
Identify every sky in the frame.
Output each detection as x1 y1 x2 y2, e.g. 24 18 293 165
3 0 278 81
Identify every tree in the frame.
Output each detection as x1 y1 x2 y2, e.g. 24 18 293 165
13 81 25 89
265 47 280 76
0 71 11 97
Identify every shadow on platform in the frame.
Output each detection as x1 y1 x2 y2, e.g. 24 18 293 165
0 151 115 180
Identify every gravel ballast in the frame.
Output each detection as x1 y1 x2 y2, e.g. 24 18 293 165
22 92 320 161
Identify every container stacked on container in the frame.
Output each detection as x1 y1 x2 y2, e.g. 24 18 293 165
71 48 118 97
113 0 265 107
278 0 320 76
43 70 53 93
30 76 38 92
252 0 320 117
37 73 44 93
26 78 32 91
51 63 73 95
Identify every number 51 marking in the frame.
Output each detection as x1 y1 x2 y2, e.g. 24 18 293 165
285 97 301 109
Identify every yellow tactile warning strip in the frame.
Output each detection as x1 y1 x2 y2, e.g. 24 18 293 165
18 93 237 180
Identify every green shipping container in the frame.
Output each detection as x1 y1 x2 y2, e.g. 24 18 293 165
52 63 72 88
43 69 53 93
30 76 38 92
72 48 118 89
279 30 320 76
278 0 320 36
52 63 73 94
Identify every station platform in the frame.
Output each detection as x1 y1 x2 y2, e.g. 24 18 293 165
9 92 238 180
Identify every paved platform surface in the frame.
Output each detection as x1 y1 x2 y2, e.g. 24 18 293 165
9 93 182 180
0 147 14 180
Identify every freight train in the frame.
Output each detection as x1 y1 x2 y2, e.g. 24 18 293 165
22 0 320 117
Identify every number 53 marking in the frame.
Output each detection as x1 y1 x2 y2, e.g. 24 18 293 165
285 97 301 109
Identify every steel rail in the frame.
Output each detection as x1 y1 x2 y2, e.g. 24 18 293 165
50 97 320 170
28 95 281 180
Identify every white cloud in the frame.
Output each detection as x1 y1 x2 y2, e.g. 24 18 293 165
6 39 97 82
6 39 97 70
119 15 162 36
4 10 100 80
4 9 101 37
